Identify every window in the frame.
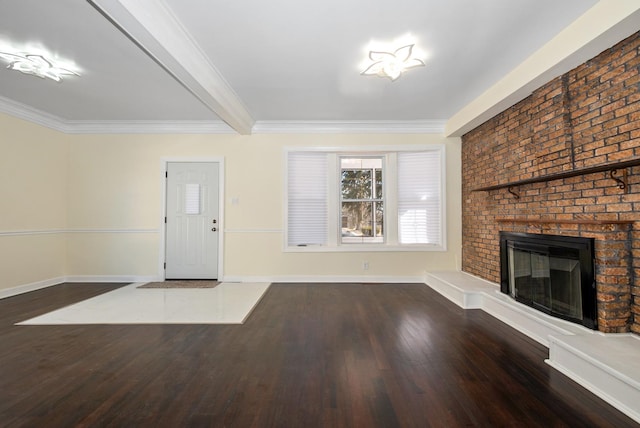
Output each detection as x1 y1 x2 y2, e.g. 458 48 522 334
285 146 445 251
341 157 384 244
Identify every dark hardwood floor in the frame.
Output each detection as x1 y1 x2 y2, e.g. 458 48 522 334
0 282 637 427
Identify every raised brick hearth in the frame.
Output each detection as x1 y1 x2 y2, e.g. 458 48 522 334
461 31 640 334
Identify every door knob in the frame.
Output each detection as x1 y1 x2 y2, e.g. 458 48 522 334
211 227 217 232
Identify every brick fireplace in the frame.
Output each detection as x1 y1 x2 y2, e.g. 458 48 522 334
461 31 640 334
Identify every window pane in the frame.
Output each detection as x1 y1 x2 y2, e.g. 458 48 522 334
341 170 372 199
375 169 383 199
341 201 384 243
342 201 371 235
184 183 201 215
375 201 384 236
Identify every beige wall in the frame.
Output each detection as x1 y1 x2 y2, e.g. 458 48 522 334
0 114 68 290
1 112 463 290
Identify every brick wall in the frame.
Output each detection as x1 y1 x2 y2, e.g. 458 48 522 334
461 31 640 334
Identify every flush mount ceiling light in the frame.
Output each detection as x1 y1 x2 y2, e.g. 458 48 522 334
0 49 80 82
360 38 426 81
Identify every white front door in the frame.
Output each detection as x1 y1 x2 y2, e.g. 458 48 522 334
165 162 219 279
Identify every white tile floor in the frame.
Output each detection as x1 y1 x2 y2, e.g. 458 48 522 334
17 282 271 325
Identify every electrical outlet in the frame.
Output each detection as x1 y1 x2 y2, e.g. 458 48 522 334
363 261 369 270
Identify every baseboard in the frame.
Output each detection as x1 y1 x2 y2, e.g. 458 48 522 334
0 277 66 300
546 334 640 424
0 275 160 299
221 275 426 283
65 275 160 283
1 274 421 299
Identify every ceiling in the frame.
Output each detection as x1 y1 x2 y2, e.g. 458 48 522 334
0 0 635 135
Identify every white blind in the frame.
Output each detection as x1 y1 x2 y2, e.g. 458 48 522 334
184 183 201 214
287 152 328 246
397 151 442 245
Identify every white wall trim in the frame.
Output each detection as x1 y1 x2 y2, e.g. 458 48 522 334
0 274 422 300
0 96 446 135
0 95 236 134
66 228 160 234
63 120 235 134
65 275 161 283
222 275 426 283
0 229 66 237
0 276 164 300
0 95 70 132
253 120 446 134
224 228 283 233
0 277 66 300
0 228 160 237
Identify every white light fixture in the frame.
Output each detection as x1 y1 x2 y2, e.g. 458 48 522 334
360 37 426 81
0 50 80 82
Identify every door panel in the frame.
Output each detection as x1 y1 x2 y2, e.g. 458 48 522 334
165 162 219 279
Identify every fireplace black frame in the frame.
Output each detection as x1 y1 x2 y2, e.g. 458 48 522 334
500 232 597 329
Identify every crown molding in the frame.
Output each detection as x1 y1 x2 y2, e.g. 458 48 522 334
63 120 235 134
0 97 446 134
252 120 446 134
0 96 236 134
0 95 70 132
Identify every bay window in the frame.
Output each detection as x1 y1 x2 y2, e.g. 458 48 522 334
285 146 445 251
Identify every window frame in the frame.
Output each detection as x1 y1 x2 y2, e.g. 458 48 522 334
284 145 446 252
339 155 385 245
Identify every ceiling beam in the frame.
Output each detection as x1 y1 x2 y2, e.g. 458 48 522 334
445 0 640 138
88 0 255 135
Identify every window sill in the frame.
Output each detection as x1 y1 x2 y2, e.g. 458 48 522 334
284 244 446 253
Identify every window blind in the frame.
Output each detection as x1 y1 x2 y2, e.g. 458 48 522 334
287 152 328 246
397 151 442 245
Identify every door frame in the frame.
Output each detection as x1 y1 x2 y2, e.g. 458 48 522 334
159 157 225 281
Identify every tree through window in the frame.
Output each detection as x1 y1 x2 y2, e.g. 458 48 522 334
340 157 383 244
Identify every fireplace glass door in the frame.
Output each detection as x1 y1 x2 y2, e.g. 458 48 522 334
507 245 582 320
500 232 596 329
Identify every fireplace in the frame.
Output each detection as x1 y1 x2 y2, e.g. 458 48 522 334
500 232 597 329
